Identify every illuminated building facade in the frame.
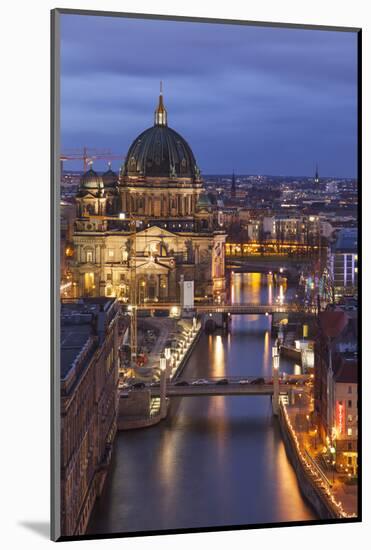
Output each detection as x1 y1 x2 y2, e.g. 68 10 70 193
60 298 120 536
333 361 358 475
314 309 358 475
329 228 358 298
70 91 226 302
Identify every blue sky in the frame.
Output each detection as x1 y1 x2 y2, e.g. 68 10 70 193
60 14 358 177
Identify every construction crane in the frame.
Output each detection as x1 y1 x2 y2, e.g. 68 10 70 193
61 146 123 171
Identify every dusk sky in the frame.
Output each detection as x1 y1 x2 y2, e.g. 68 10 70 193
60 14 358 177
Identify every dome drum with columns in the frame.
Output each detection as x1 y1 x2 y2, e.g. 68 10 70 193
71 88 226 303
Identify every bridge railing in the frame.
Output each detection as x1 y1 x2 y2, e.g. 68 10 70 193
131 302 315 314
168 376 297 385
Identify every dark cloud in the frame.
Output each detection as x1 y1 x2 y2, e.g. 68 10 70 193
60 14 357 177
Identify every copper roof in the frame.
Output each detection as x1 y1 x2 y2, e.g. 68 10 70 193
319 310 349 339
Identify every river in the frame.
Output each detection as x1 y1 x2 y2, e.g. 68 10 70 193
88 272 316 535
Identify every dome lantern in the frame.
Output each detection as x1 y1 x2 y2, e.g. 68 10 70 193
154 81 167 127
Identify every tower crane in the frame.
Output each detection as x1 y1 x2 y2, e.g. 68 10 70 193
61 146 123 171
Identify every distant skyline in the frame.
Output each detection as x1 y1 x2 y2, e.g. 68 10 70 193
61 14 358 177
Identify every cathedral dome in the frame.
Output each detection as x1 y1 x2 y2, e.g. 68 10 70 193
123 90 201 180
79 166 104 192
196 191 212 210
102 164 118 188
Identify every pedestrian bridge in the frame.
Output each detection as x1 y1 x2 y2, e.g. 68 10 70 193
135 302 312 315
149 376 305 398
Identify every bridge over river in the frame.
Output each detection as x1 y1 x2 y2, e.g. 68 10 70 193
149 376 304 398
135 302 313 315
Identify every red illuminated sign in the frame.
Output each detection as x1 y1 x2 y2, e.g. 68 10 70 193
336 401 345 435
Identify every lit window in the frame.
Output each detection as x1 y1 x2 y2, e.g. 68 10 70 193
108 249 114 258
348 414 352 422
347 428 352 436
86 251 93 263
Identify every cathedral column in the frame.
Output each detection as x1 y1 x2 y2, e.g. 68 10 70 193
156 275 160 300
144 194 148 216
79 273 84 296
168 269 177 300
188 195 192 215
162 194 168 217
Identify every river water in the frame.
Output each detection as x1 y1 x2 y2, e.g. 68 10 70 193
88 272 316 535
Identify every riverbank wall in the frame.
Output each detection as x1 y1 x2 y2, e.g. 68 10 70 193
278 404 340 519
171 323 202 381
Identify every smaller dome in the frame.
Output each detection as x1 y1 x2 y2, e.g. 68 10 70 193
102 165 118 188
80 167 104 191
196 192 212 210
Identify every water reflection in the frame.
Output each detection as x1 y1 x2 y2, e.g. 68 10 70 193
263 330 270 373
88 272 315 535
213 334 225 377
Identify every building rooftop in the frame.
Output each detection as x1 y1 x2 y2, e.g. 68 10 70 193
60 324 94 379
333 228 358 252
334 357 358 384
60 297 116 381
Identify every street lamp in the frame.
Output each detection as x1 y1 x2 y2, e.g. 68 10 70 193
159 355 167 419
330 446 336 483
165 347 171 377
272 346 280 416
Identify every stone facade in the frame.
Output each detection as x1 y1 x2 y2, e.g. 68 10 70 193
60 298 120 536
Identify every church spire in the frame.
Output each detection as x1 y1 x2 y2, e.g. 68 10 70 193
314 163 319 184
231 170 236 198
154 81 167 126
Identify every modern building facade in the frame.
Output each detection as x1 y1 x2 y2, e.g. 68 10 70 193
333 358 358 475
70 91 226 303
60 297 120 536
329 228 358 298
314 308 358 475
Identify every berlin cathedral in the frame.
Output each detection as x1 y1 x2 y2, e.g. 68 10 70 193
70 90 226 303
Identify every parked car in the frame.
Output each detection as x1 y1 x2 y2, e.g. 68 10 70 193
250 377 265 385
132 382 146 390
150 381 160 387
175 380 189 386
238 380 250 385
216 378 228 385
191 379 209 385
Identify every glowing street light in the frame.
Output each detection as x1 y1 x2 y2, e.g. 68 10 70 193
272 346 280 415
159 355 167 419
